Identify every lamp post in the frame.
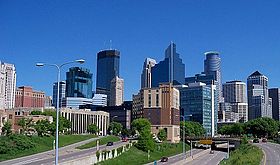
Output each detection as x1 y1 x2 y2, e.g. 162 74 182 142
112 115 118 122
180 115 186 160
36 59 85 165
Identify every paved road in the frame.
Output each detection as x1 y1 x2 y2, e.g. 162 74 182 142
145 149 203 165
0 136 125 165
255 142 280 165
182 150 226 165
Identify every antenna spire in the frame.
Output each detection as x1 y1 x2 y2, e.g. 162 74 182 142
109 40 112 50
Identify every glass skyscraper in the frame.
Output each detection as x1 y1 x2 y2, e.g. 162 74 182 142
96 50 120 103
151 43 185 87
247 71 272 120
204 51 222 103
178 82 217 136
66 67 93 98
53 81 66 108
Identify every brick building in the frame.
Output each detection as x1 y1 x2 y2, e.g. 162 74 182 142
15 86 45 108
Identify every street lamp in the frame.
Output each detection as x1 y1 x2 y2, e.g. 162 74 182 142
36 59 85 165
112 115 118 122
180 114 193 160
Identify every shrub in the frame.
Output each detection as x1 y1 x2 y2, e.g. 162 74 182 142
96 150 100 161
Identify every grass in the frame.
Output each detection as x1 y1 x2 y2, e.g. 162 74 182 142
76 135 120 149
220 143 263 165
98 142 189 165
0 134 97 162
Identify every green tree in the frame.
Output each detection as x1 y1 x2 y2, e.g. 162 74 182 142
108 122 123 135
34 120 50 136
180 121 205 137
131 118 155 152
17 118 33 134
2 121 12 136
87 124 99 135
246 117 279 138
157 129 167 141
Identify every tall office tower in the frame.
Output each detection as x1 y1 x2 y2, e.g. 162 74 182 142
223 81 247 103
141 58 156 88
110 76 124 106
96 50 120 104
178 82 218 136
66 67 93 98
204 51 222 103
247 71 272 120
52 81 66 108
269 88 280 121
222 81 248 122
0 62 16 109
151 43 185 87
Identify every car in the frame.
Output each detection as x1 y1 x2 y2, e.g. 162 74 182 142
253 139 259 143
160 157 168 162
106 142 114 146
122 137 128 142
262 138 267 143
210 150 214 154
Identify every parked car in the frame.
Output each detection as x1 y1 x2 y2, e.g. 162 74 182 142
106 142 114 146
210 150 214 154
253 139 259 143
160 157 168 162
262 138 267 143
122 137 128 142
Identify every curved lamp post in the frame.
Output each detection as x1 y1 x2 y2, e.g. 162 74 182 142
36 59 85 165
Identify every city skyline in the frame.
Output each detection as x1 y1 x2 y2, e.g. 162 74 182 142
1 1 280 100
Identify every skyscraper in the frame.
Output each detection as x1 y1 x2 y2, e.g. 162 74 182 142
66 67 93 98
204 51 222 103
178 82 217 136
53 81 66 108
268 88 280 121
141 58 156 88
110 76 124 106
247 71 272 120
151 43 185 87
96 50 120 104
0 62 16 109
222 81 248 122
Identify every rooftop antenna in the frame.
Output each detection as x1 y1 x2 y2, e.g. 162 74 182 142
109 40 112 50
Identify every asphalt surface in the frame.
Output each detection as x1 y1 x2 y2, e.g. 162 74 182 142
145 149 203 165
0 136 127 165
182 150 226 165
255 142 280 165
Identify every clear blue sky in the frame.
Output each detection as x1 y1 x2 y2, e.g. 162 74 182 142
1 0 280 100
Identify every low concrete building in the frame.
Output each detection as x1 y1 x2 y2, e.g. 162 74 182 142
60 108 109 136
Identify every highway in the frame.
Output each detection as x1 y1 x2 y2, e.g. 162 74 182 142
255 142 280 165
181 150 226 165
0 137 127 165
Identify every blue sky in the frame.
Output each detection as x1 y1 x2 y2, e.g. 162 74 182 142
1 0 280 100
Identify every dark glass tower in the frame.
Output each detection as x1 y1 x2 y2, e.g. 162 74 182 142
66 67 93 98
52 81 66 108
96 50 120 102
204 51 222 102
151 43 185 87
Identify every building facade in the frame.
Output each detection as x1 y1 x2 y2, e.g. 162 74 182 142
110 76 124 106
53 81 66 108
269 88 280 121
62 97 93 109
60 108 109 136
222 81 248 123
132 89 144 121
151 43 185 87
0 62 16 109
204 51 222 103
92 94 107 107
96 101 132 129
66 67 93 98
247 71 272 120
178 82 217 136
44 96 53 108
141 58 156 88
15 86 45 108
96 50 120 105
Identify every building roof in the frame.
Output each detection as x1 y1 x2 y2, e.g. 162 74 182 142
249 71 263 77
